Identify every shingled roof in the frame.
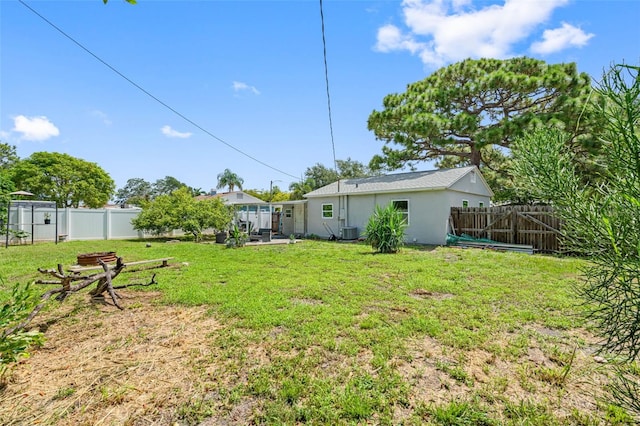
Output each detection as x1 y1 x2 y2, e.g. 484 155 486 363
304 166 490 197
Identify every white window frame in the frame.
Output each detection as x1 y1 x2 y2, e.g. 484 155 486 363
479 201 484 208
321 203 334 219
462 200 469 208
470 171 477 183
392 199 410 225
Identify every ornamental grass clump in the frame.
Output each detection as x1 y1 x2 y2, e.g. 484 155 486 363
364 203 407 253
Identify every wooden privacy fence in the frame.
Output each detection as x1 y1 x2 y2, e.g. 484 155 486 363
449 205 562 253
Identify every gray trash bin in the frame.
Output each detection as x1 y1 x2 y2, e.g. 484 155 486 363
261 229 271 242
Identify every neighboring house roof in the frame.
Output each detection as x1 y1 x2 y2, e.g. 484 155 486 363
304 166 493 197
195 191 266 205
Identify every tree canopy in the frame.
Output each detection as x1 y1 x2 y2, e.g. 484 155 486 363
367 57 597 200
115 178 153 206
152 176 188 198
132 187 232 241
288 158 376 200
10 152 115 208
0 142 19 170
115 176 201 206
244 186 290 202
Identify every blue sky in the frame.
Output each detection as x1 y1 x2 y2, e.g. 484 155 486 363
1 0 638 195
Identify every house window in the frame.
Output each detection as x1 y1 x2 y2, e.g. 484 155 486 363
470 171 477 183
462 200 469 208
322 203 333 219
392 200 409 225
285 209 292 218
479 202 484 208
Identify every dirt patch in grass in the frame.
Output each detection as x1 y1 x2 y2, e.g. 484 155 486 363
290 297 324 306
395 326 612 423
410 288 455 300
0 291 222 425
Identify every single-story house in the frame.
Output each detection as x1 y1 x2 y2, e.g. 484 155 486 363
303 166 493 245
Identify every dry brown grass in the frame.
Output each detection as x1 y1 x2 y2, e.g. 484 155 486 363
0 292 221 425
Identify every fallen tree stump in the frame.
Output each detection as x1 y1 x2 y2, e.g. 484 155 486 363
3 257 158 337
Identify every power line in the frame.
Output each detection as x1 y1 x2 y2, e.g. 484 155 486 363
319 0 338 174
17 0 300 181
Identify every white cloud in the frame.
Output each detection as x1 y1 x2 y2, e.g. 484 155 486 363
12 115 60 141
375 24 426 54
90 110 112 126
375 0 583 67
161 125 192 139
232 81 260 95
531 22 594 54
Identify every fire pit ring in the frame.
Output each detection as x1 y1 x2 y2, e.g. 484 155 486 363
77 251 117 266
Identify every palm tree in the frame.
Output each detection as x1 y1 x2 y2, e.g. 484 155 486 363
216 169 244 192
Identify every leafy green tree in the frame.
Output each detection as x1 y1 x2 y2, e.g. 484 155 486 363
132 187 232 241
512 64 639 419
289 179 315 200
304 164 339 189
368 57 598 200
0 142 19 170
10 152 114 208
364 203 407 254
115 178 153 206
336 157 375 179
0 144 18 228
0 172 15 233
300 158 376 194
244 186 290 202
216 169 244 192
152 176 188 197
269 186 291 202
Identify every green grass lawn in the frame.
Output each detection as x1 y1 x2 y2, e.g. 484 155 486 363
0 239 632 425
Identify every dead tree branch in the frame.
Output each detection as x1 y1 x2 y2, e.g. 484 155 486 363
4 257 158 336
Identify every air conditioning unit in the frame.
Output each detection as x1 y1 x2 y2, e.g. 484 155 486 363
341 226 358 240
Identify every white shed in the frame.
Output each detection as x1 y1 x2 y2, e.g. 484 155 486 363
304 166 493 245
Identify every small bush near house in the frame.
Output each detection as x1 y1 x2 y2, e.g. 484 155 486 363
225 224 249 248
364 202 407 253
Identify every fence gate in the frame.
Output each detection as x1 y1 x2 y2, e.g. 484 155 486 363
449 205 562 253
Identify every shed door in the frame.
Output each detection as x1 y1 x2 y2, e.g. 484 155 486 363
294 204 305 235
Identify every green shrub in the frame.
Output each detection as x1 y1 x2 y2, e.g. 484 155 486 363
0 281 44 379
226 224 249 248
364 203 407 253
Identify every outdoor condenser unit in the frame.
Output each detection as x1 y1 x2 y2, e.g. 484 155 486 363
341 226 358 240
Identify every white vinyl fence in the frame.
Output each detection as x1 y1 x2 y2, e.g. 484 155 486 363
5 207 144 243
4 205 273 245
